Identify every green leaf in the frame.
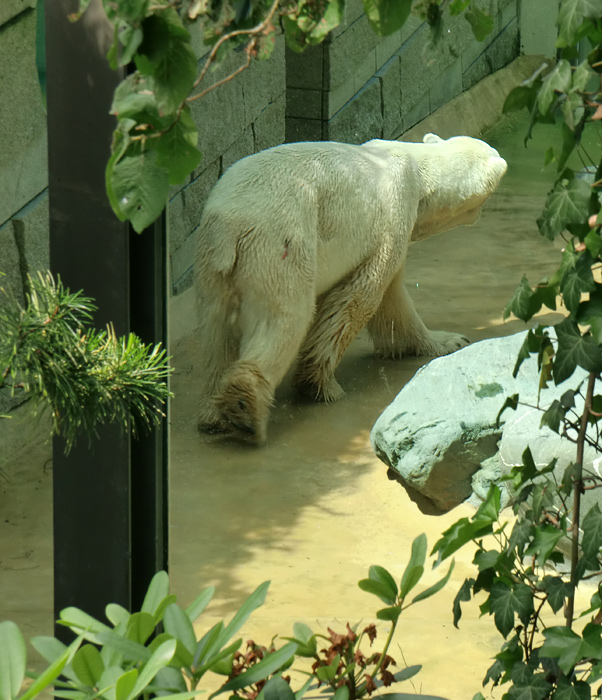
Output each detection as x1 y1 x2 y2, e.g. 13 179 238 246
186 586 215 623
215 581 270 650
358 578 397 605
540 626 583 674
552 676 590 700
558 0 602 45
72 644 104 687
576 283 602 343
540 399 568 433
497 393 519 425
115 668 138 700
585 228 602 258
503 85 537 114
155 106 202 185
538 59 571 114
524 524 564 566
562 90 585 130
0 621 26 700
59 608 112 641
582 503 602 559
129 639 176 699
126 612 156 645
400 534 427 598
489 582 534 639
453 578 474 628
19 636 82 700
376 606 401 622
362 0 412 36
537 175 591 240
431 517 493 563
464 6 494 41
331 686 349 700
95 631 151 663
164 604 197 656
558 244 596 314
369 564 399 601
263 677 297 700
136 9 197 113
553 318 602 383
412 559 455 603
105 604 131 628
109 148 170 233
507 674 553 700
474 484 501 523
210 643 297 698
504 275 537 321
283 622 317 657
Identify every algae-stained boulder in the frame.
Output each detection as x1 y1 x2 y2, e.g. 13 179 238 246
370 332 542 513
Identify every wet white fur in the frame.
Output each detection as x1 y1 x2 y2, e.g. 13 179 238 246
194 133 507 442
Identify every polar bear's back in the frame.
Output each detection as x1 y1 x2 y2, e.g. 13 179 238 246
196 141 419 286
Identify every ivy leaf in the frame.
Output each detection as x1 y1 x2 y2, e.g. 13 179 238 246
582 503 602 559
552 676 590 700
562 90 585 130
540 399 568 433
489 581 533 638
453 578 474 628
585 228 602 258
553 317 602 384
524 525 564 567
464 6 494 41
503 85 537 114
506 674 553 700
558 244 596 313
362 0 412 36
576 283 602 343
540 626 583 674
155 106 202 185
136 9 197 113
541 576 571 613
109 148 170 233
557 0 602 45
537 175 591 240
504 276 536 321
508 519 534 556
538 60 571 114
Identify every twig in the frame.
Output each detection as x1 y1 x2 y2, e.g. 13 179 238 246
566 371 597 628
190 0 280 94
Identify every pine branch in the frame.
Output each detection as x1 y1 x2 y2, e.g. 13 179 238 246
0 272 172 452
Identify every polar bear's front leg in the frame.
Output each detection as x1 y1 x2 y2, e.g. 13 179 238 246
294 261 386 402
368 267 469 358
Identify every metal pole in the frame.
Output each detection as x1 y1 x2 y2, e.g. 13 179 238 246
45 0 168 636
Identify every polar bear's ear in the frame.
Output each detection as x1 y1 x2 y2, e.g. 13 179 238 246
423 133 443 144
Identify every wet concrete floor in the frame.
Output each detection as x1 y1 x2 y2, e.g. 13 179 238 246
0 110 589 698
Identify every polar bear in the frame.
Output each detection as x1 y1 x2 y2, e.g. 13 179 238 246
194 133 507 443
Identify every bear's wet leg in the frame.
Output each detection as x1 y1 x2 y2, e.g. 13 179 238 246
216 294 315 442
294 266 383 401
368 266 469 357
195 277 240 434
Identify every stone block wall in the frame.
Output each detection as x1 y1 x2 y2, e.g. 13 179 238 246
286 0 521 144
0 0 49 305
169 38 287 294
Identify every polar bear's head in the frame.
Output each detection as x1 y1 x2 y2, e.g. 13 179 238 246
412 133 507 241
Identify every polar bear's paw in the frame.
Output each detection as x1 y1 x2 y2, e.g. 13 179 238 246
214 361 273 444
423 330 470 357
295 374 345 403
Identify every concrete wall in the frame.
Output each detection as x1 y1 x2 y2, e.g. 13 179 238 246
0 0 49 306
286 0 521 144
